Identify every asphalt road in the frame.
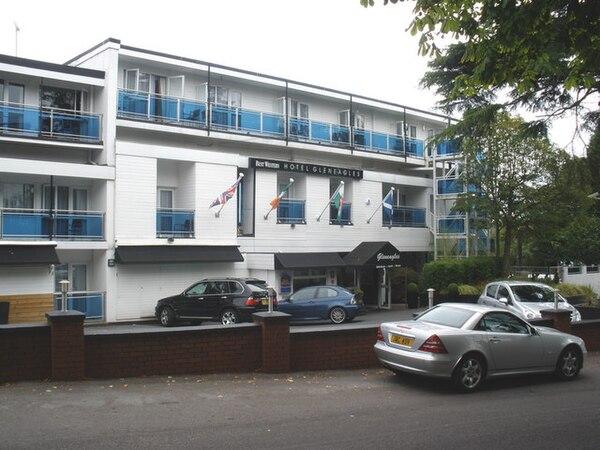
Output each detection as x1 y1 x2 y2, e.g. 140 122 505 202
1 353 598 449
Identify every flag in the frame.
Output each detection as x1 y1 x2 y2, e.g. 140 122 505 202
383 190 394 221
270 180 294 209
209 177 242 208
331 183 344 219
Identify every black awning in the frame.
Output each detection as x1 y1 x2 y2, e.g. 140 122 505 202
275 252 346 270
343 241 404 267
114 245 244 264
0 245 60 265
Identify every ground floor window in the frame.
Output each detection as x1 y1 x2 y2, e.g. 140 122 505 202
291 268 327 291
54 263 87 292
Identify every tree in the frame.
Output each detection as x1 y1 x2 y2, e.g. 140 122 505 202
454 112 560 276
361 0 600 133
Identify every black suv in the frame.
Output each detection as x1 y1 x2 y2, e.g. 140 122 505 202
155 278 270 326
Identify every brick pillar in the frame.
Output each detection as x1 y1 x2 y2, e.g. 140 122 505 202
45 311 85 380
540 309 572 334
253 312 290 373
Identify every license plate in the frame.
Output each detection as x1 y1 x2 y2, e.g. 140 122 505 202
390 334 414 347
261 299 269 305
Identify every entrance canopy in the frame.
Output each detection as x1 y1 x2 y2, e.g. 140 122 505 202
0 244 60 265
114 245 244 264
343 241 404 268
274 252 345 270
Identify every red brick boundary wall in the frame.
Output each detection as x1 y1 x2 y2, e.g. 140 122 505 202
0 311 598 383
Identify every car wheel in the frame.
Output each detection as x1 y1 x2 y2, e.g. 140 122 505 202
159 307 175 327
452 354 486 392
329 307 346 324
555 346 582 380
220 308 240 325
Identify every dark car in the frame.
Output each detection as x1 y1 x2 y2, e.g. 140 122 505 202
155 278 270 326
242 278 278 304
277 285 365 324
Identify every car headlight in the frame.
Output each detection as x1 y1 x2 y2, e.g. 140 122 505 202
525 311 536 319
572 310 581 322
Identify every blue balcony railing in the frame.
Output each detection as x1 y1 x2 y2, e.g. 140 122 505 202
438 216 466 234
438 178 465 195
0 208 104 240
382 206 427 227
436 140 459 156
277 199 306 224
0 102 101 142
117 90 428 157
54 291 105 321
330 202 352 225
156 208 194 238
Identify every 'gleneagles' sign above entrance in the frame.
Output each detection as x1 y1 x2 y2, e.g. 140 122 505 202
250 158 363 180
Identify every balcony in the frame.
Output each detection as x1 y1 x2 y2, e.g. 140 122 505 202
54 291 105 321
329 202 352 225
437 178 465 195
438 216 466 234
382 206 427 227
436 140 459 156
0 102 102 143
0 208 104 240
277 199 306 224
117 89 426 157
156 208 194 238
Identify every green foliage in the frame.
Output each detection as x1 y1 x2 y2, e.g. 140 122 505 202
407 282 419 294
556 284 597 306
420 257 498 291
457 284 481 295
559 216 600 265
364 0 600 130
447 283 460 297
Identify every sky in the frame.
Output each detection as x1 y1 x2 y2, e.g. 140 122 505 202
1 0 589 154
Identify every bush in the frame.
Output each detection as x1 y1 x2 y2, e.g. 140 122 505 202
458 284 481 295
556 284 597 306
447 283 460 298
420 257 499 291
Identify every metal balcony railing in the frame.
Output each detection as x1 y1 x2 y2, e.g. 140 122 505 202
0 102 102 142
277 199 306 224
382 206 427 227
117 89 429 157
0 208 104 240
54 291 105 321
329 202 352 225
156 208 195 238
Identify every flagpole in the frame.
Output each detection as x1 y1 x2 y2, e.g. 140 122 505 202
214 173 244 218
264 178 294 220
316 181 343 222
367 187 394 224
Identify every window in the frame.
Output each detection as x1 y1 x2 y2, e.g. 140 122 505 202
479 312 530 334
54 264 87 292
291 286 318 301
43 185 70 210
124 69 169 96
41 86 87 111
317 287 338 298
158 189 174 209
497 286 510 300
187 282 209 296
276 177 305 224
330 179 351 225
292 268 327 291
206 85 241 107
3 183 33 209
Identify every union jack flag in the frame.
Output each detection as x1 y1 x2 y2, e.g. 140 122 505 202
209 177 242 208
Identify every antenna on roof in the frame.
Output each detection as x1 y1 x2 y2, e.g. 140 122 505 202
14 21 20 57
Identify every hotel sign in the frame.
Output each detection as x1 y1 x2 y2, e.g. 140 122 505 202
250 158 363 180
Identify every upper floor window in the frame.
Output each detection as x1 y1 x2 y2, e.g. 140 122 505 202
338 111 365 129
0 82 24 104
2 183 34 209
125 69 185 98
275 97 308 118
41 86 88 111
203 84 242 107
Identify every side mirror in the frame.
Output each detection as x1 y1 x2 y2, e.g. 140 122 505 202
498 297 510 305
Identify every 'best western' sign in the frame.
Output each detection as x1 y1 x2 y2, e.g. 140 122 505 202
250 158 363 180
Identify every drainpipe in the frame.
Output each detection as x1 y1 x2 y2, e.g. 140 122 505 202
49 175 54 240
207 65 211 136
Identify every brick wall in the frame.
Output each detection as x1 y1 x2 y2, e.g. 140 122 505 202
291 327 380 371
85 325 262 378
0 324 51 382
571 320 600 352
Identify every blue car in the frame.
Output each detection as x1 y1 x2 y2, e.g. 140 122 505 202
278 285 365 324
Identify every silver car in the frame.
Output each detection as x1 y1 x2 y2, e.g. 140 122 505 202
478 281 581 323
374 303 586 392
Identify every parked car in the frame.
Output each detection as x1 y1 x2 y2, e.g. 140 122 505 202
155 278 270 327
374 303 586 392
242 278 278 304
277 285 365 324
478 281 581 323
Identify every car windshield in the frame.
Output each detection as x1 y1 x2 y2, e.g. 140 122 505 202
511 285 563 303
416 306 475 328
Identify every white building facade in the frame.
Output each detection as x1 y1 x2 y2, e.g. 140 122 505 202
1 38 462 323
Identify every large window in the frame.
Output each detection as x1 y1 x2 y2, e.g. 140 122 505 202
54 264 87 292
292 268 327 291
3 183 34 209
41 86 87 111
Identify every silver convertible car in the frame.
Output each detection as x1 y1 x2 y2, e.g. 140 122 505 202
374 303 586 392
